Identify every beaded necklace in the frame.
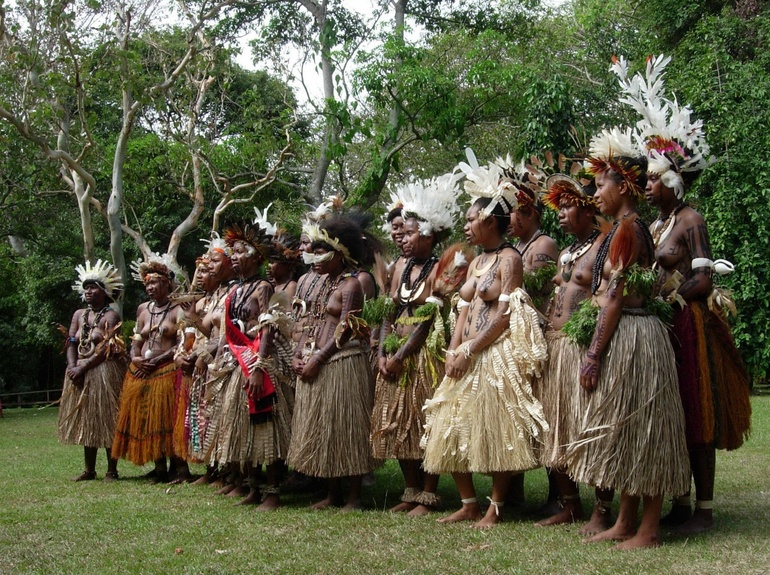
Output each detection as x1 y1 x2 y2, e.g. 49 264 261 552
652 203 687 248
591 217 655 294
78 305 110 356
397 255 437 318
515 230 543 258
308 272 352 343
229 277 262 330
561 230 600 282
145 300 171 358
473 242 513 277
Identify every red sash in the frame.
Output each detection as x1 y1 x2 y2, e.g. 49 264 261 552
224 291 275 420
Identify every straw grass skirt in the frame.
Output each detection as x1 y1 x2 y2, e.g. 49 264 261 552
288 344 376 478
172 371 191 460
245 362 294 466
112 362 176 465
421 290 549 474
58 357 127 448
200 353 238 466
371 348 443 460
672 301 751 450
536 331 587 469
565 313 690 497
207 366 250 466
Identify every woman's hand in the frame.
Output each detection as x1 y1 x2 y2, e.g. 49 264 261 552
247 369 263 398
384 356 404 380
66 364 86 385
292 356 305 377
301 356 321 382
579 353 601 392
446 351 470 379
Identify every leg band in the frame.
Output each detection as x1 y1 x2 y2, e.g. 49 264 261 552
487 497 505 516
461 497 477 505
695 500 714 510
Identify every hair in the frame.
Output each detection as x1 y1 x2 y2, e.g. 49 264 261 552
402 214 450 248
472 197 511 235
81 279 116 302
386 207 404 223
314 214 368 266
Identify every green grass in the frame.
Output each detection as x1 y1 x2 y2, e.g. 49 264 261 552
1 399 769 575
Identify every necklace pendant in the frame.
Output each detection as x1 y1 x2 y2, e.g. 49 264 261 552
562 270 572 282
236 286 243 297
144 349 152 359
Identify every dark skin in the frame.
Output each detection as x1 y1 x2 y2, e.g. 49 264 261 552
437 204 523 529
296 247 366 512
536 200 614 532
377 217 440 516
646 171 716 535
269 260 298 301
66 282 121 480
580 170 663 551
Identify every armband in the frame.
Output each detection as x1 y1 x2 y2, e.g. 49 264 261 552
498 293 511 303
425 296 444 308
692 258 734 275
457 298 471 309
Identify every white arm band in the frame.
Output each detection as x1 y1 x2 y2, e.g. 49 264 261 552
498 293 511 303
692 258 735 275
425 296 444 308
457 298 471 309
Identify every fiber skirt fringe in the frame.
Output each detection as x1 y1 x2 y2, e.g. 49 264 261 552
245 363 293 466
537 331 586 469
111 362 176 465
371 347 443 460
187 368 208 462
565 313 690 497
199 353 238 466
208 367 250 465
288 345 376 478
58 357 127 448
672 301 751 450
172 372 191 460
421 291 548 475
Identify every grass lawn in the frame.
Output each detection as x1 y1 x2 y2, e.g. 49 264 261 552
1 397 768 575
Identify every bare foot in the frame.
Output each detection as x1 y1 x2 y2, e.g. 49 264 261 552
579 503 615 536
227 484 248 498
583 523 635 544
661 503 692 527
236 488 261 506
210 477 227 489
612 532 660 550
390 501 417 513
192 474 212 486
72 471 96 482
407 504 435 518
437 504 482 524
215 483 236 495
536 502 584 526
670 510 714 535
473 504 502 529
103 471 119 483
310 497 337 511
256 494 280 512
341 501 364 513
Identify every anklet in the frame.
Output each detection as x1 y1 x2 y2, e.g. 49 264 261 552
461 497 477 505
695 500 713 510
487 497 505 516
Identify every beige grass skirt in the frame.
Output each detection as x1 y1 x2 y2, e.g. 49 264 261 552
564 313 690 497
244 361 293 466
200 352 238 466
421 297 549 475
537 331 586 469
58 357 127 448
288 344 376 477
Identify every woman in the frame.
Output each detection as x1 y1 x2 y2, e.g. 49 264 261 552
564 128 689 550
268 229 302 302
611 54 751 534
372 175 460 516
535 174 614 533
59 260 127 481
289 214 376 511
422 159 548 529
112 256 186 482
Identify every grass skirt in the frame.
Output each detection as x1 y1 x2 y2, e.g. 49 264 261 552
245 362 293 466
200 353 237 466
565 313 690 497
172 372 191 460
537 331 586 469
288 344 376 478
672 301 751 450
371 348 444 460
208 366 250 466
187 368 208 462
111 362 176 465
58 357 127 448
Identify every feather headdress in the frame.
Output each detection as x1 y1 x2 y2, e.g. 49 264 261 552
456 148 519 219
610 54 711 199
542 173 597 211
223 221 274 260
200 231 231 256
253 203 278 237
400 172 462 237
270 229 302 265
496 154 546 211
73 259 124 302
130 252 187 290
584 126 647 200
301 195 345 238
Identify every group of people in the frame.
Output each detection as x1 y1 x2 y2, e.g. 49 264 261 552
57 54 751 550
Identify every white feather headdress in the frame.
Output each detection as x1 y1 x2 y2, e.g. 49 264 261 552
301 195 345 237
253 203 278 237
456 148 519 219
200 231 231 256
584 126 647 200
130 252 187 290
610 54 712 199
400 172 462 236
72 259 124 301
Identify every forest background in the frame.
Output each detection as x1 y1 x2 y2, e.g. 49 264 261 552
0 0 768 394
